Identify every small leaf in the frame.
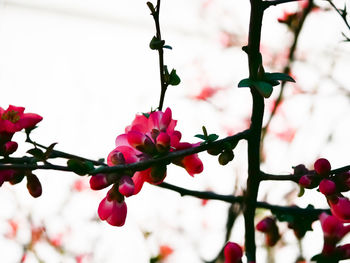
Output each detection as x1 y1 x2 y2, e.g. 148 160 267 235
163 45 172 50
207 134 219 142
149 36 164 50
43 142 57 159
194 134 207 140
298 186 305 197
146 2 156 14
264 72 295 83
169 69 181 86
238 78 254 88
202 126 208 137
254 81 273 98
27 148 45 159
67 159 93 176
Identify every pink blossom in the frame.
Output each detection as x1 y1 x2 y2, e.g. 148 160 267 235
107 108 203 195
0 105 42 135
314 158 331 176
319 179 337 196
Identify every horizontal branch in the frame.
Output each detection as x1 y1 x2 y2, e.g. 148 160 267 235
91 129 250 174
158 182 329 216
260 164 350 182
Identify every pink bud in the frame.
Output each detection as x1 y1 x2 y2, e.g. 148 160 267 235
314 158 331 176
319 212 343 240
224 242 243 263
107 149 125 166
319 179 337 196
89 173 111 190
298 174 317 189
118 176 135 197
3 141 18 155
256 217 275 232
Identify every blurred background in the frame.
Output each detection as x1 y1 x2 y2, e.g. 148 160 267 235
0 0 349 262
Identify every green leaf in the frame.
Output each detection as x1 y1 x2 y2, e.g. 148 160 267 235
254 81 273 98
298 186 305 197
149 36 165 50
264 72 295 83
238 78 254 88
27 148 45 159
169 69 181 86
43 142 57 160
163 45 172 50
67 159 94 176
194 134 207 140
202 126 208 137
207 134 219 142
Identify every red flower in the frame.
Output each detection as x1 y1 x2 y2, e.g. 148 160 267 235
0 105 42 134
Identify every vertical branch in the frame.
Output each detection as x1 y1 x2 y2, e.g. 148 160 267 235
244 0 265 261
150 0 168 111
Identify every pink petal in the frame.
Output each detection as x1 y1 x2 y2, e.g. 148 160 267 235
132 170 150 195
106 201 127 227
119 176 135 197
97 196 114 220
160 108 172 131
16 113 43 130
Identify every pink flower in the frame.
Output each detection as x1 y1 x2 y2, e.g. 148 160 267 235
0 105 42 135
224 242 243 263
107 108 203 195
98 196 127 227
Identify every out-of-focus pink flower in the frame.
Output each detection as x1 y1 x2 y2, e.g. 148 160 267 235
0 105 42 135
256 217 280 246
194 86 222 101
159 245 174 260
224 242 243 263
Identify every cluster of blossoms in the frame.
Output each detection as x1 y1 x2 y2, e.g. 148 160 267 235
0 105 43 197
256 216 281 247
296 158 350 223
90 108 203 226
316 212 350 262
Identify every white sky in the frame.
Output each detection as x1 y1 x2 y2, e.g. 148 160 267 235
0 0 349 262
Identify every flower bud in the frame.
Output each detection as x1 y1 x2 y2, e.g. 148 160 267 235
98 196 127 227
26 173 42 198
319 179 337 196
329 197 350 223
298 174 318 189
89 173 112 190
314 158 331 176
224 242 243 263
118 175 135 197
107 150 125 166
0 169 16 186
3 141 18 155
218 149 234 166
